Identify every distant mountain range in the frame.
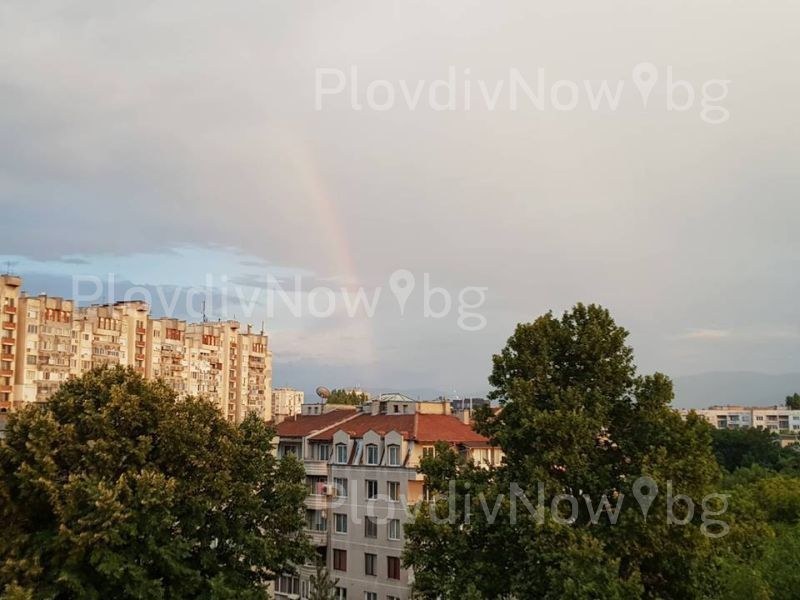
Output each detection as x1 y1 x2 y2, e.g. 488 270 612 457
672 372 800 409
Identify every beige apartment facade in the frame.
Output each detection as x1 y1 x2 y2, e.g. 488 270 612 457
0 276 272 423
274 396 501 600
272 387 305 423
14 294 75 406
689 405 800 432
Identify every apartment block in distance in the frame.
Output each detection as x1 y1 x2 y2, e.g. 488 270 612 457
14 293 75 405
0 276 272 423
0 275 22 412
688 405 800 432
272 387 305 423
274 394 501 600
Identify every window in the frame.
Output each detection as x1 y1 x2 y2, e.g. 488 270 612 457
388 596 401 600
335 587 347 600
364 553 377 576
422 446 435 458
366 444 379 465
387 556 401 580
333 549 347 571
27 325 37 334
335 513 348 534
388 519 400 540
365 516 377 538
336 443 348 464
366 479 378 499
315 443 331 461
388 481 400 501
387 444 400 466
334 477 348 497
276 575 299 595
365 593 377 600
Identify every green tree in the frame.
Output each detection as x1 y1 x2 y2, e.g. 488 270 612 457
308 562 338 600
404 304 722 599
327 389 369 406
786 393 800 410
712 427 785 472
0 367 311 600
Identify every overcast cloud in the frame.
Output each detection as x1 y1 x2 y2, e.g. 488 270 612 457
1 0 799 401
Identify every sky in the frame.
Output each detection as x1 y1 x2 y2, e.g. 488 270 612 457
1 1 799 401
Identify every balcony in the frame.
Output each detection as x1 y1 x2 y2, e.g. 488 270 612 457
3 306 16 314
0 401 11 411
136 340 146 348
304 460 329 476
305 494 329 510
0 353 13 361
0 338 14 346
0 369 12 377
136 327 146 334
305 529 327 547
2 322 15 330
0 385 13 394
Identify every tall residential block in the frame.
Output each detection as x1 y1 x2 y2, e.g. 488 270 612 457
0 276 272 423
15 293 74 405
0 275 22 412
272 387 305 423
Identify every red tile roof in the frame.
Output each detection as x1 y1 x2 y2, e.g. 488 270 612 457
275 408 358 437
307 412 489 445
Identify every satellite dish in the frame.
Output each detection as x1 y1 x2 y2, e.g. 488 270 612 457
316 386 331 399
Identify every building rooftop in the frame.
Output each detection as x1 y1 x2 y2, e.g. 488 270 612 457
308 412 490 445
275 408 358 437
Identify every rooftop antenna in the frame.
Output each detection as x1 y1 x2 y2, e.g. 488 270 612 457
260 320 265 335
202 300 207 323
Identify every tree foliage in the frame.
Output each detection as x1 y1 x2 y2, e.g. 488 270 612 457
308 562 339 600
0 367 311 600
326 389 369 406
404 304 721 599
786 393 800 410
712 427 800 473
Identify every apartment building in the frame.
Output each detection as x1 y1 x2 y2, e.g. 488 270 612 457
274 395 501 600
273 387 305 423
14 293 75 405
146 318 189 395
689 405 800 432
0 276 272 423
0 275 21 412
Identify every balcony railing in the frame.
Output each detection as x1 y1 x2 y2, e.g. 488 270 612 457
305 529 327 547
3 306 16 314
0 385 13 393
304 460 329 476
305 494 329 510
2 322 15 330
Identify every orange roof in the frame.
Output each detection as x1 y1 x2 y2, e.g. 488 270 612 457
307 412 489 445
275 408 358 437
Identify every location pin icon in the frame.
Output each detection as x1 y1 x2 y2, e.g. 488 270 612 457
389 269 415 316
632 62 659 107
632 476 659 521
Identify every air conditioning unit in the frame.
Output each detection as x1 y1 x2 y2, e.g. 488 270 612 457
322 484 335 497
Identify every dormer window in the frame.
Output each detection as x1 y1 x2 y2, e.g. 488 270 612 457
366 444 379 465
336 443 348 464
387 444 401 466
